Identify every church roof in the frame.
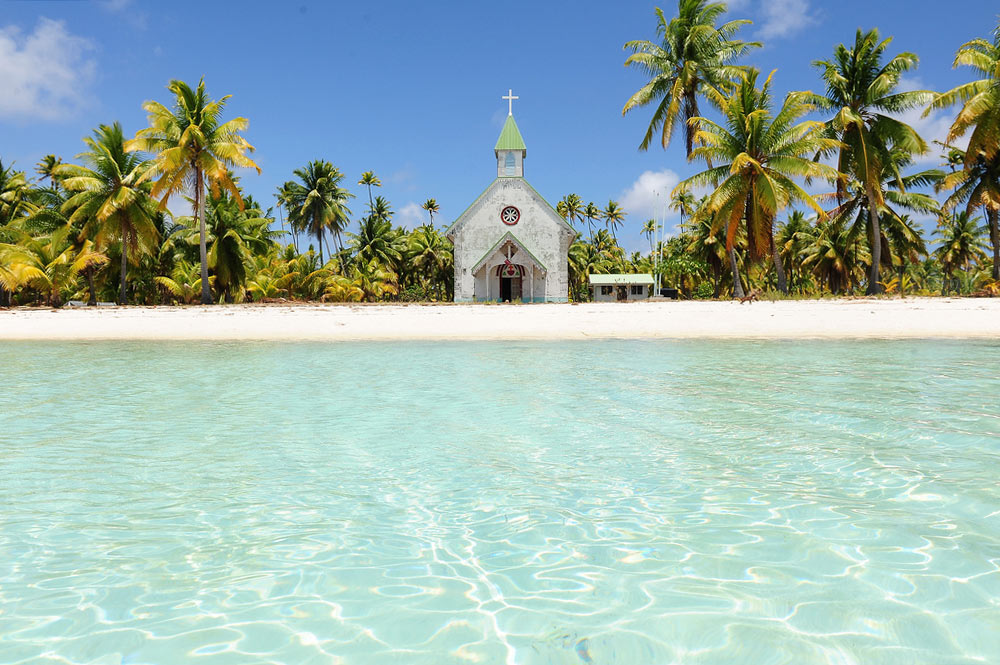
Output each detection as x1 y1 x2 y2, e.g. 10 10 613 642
494 115 526 152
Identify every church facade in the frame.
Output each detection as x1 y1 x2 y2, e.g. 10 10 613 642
446 98 575 302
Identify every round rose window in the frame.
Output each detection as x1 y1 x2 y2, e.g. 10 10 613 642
501 205 520 225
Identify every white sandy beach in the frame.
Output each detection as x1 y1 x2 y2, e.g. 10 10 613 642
1 298 999 341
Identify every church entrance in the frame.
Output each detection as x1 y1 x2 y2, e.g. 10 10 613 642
495 263 525 302
500 276 522 302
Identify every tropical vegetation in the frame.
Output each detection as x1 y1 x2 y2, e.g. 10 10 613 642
2 5 999 306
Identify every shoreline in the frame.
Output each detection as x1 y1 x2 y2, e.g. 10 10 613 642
1 298 999 341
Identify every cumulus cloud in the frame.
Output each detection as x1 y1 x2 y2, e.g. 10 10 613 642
757 0 816 39
0 18 96 120
727 0 816 40
397 202 430 229
620 169 681 228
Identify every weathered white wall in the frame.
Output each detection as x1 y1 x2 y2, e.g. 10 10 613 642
451 178 572 302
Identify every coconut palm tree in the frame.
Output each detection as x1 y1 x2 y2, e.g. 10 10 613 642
935 211 988 294
602 200 626 240
281 160 353 266
622 0 759 155
938 147 1000 279
669 191 697 225
805 28 933 294
127 78 260 304
0 230 108 307
350 211 403 272
675 69 840 296
802 218 870 294
823 149 942 288
583 201 601 240
58 122 159 305
175 191 282 302
557 193 584 232
408 225 453 299
155 260 208 304
358 171 381 211
775 210 813 293
927 20 1000 167
0 160 29 227
641 218 659 255
883 214 927 295
684 212 728 297
421 198 440 226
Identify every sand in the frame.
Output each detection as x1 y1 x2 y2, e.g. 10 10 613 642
1 298 999 341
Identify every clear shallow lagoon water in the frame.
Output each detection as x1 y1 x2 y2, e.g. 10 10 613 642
1 340 999 665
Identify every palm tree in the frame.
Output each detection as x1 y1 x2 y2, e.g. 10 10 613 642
823 149 941 290
350 211 403 271
127 78 260 304
641 218 659 255
775 210 813 293
281 160 353 266
684 212 728 297
175 191 282 302
938 147 1000 279
557 193 584 232
35 155 63 190
669 190 696 226
155 260 207 304
0 160 29 227
805 28 933 294
0 231 107 307
358 171 381 211
583 201 601 240
883 214 927 295
602 200 626 240
622 0 759 155
675 69 840 296
59 123 159 305
935 211 988 294
408 224 453 299
927 20 1000 167
421 198 440 226
802 218 870 294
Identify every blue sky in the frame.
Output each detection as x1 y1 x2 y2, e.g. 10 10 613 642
1 0 997 252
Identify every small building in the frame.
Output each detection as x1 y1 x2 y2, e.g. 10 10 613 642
589 274 655 302
446 91 575 303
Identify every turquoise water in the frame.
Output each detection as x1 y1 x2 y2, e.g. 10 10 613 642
1 340 999 665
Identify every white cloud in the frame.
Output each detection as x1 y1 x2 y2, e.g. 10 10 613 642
620 169 681 227
757 0 816 39
0 19 96 120
398 202 430 229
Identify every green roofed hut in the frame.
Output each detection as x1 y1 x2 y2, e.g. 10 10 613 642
589 274 655 302
445 90 575 302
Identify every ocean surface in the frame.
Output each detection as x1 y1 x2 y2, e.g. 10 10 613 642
1 340 999 665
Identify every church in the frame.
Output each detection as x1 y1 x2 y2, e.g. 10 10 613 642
446 91 575 302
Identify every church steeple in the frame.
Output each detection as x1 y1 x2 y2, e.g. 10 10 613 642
495 89 526 178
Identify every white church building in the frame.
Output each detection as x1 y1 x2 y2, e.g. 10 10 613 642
446 91 575 302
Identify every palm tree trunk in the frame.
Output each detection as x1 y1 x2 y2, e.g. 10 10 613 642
317 227 325 265
197 168 213 305
771 237 788 294
988 208 1000 281
865 184 882 295
729 248 745 299
119 232 128 305
87 267 97 306
0 287 9 308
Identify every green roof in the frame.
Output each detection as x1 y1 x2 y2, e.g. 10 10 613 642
494 115 526 152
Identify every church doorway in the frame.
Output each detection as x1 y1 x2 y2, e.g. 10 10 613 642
495 263 525 302
500 276 522 302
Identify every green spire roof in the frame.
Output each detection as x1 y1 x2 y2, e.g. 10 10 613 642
494 115 526 152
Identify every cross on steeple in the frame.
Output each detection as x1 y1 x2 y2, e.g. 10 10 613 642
502 88 518 116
